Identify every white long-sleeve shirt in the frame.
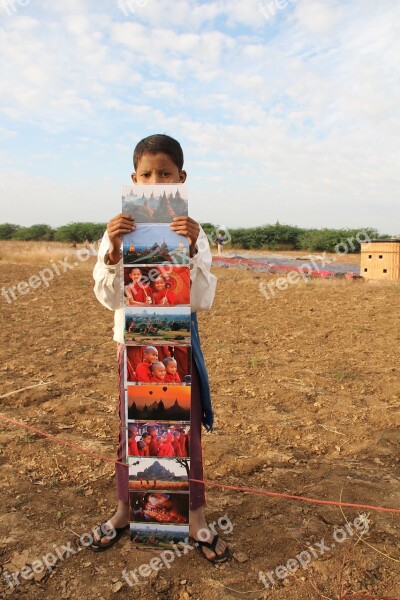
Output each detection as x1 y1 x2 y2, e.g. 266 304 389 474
93 226 217 343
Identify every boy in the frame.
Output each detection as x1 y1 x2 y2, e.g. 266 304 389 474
157 432 175 457
127 427 138 457
92 134 228 563
150 361 166 383
163 356 181 383
140 432 151 456
147 425 159 456
124 267 152 306
172 430 184 457
135 346 158 382
152 274 178 306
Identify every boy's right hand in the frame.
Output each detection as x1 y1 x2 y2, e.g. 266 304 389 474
107 213 136 264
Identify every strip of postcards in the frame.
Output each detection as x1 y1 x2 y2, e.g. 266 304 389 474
122 182 191 549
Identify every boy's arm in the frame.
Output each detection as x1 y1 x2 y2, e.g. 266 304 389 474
93 230 123 311
190 225 217 312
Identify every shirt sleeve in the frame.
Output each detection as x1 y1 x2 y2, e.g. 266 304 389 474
190 226 217 312
93 230 123 311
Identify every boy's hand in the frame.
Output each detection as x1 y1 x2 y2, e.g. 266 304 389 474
107 213 135 264
170 217 200 257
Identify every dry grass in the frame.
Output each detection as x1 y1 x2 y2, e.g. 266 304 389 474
0 240 96 265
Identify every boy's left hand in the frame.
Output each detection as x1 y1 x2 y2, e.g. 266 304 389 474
170 217 200 256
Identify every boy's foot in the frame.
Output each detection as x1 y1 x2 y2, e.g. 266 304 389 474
90 522 129 552
90 502 129 551
194 534 229 564
189 507 229 563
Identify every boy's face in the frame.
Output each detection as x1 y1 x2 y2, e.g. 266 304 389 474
129 268 142 283
144 349 158 364
165 360 177 374
153 364 166 380
154 276 166 291
132 152 186 185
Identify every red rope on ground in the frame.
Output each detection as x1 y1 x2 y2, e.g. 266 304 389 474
189 479 400 514
0 414 128 468
1 414 399 515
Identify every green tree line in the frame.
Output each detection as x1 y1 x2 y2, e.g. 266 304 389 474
201 223 390 253
0 222 391 252
0 222 107 243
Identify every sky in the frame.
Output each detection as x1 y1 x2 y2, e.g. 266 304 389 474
0 0 399 234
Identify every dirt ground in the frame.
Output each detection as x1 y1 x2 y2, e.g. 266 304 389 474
0 251 399 600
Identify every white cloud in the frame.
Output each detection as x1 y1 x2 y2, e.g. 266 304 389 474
0 0 398 233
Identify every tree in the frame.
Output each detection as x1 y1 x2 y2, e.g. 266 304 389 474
54 222 106 243
0 223 21 239
12 224 55 241
175 458 190 478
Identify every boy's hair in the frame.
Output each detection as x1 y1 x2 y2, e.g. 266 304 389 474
151 361 164 372
133 134 184 171
144 346 157 354
163 357 177 366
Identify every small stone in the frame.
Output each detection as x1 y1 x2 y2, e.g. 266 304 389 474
180 580 187 585
155 578 171 593
233 551 249 563
111 581 123 593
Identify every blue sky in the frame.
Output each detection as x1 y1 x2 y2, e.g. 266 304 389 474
0 0 399 233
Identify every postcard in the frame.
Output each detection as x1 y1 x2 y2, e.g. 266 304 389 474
124 306 191 346
126 421 190 459
123 224 189 265
126 385 191 422
129 457 190 491
122 183 188 223
125 345 191 385
124 265 190 307
129 491 189 525
130 523 189 548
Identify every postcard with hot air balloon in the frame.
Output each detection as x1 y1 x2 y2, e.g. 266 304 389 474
122 183 188 224
126 385 191 421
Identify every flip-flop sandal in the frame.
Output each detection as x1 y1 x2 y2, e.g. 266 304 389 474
194 534 230 564
90 522 129 553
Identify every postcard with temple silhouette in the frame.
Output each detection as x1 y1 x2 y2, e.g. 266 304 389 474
126 385 191 421
128 457 190 491
122 183 188 223
123 224 189 265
